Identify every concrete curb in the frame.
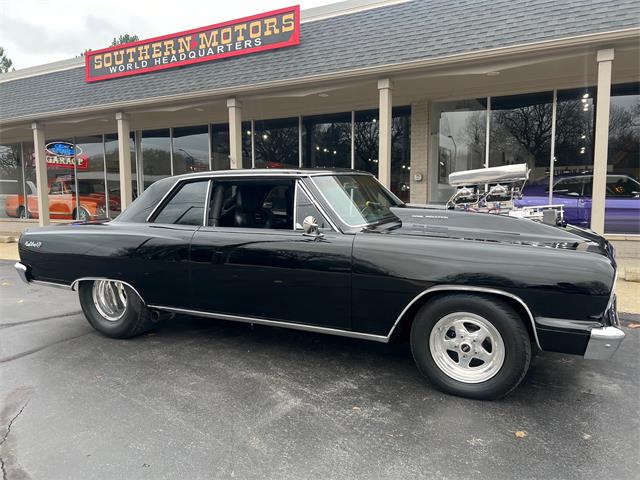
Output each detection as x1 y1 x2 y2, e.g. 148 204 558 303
622 267 640 283
0 235 17 243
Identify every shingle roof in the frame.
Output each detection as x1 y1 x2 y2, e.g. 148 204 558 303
1 0 638 122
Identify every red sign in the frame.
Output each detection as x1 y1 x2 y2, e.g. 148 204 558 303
46 155 89 170
85 6 300 82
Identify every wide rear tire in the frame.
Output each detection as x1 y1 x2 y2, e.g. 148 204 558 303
78 280 159 338
410 294 531 400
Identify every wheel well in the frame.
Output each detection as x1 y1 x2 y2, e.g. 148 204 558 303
389 290 536 345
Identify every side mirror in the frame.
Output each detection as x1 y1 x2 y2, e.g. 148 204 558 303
302 216 324 238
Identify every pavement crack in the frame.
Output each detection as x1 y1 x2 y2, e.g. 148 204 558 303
0 332 92 364
0 399 30 480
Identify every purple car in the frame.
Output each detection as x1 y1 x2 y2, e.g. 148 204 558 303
515 174 640 234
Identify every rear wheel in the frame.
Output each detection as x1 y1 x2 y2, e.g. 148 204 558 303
410 294 531 400
78 280 159 338
74 207 90 221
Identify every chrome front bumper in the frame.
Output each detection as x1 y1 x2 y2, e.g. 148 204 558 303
14 262 29 284
584 296 624 360
584 326 625 360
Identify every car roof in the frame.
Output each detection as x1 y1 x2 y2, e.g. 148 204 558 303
175 168 373 181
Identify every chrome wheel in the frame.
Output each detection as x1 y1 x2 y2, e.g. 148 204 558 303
429 312 505 383
92 280 128 322
76 208 89 221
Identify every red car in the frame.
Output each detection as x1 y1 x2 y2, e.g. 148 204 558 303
5 179 120 220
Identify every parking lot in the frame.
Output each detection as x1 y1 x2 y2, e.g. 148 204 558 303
1 259 639 480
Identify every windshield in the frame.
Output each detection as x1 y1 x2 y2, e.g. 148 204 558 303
312 174 402 226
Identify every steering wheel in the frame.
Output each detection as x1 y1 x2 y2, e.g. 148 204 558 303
360 201 381 216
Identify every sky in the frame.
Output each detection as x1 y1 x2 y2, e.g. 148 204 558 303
0 0 339 70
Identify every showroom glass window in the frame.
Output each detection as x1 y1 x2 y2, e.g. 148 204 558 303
172 125 209 175
45 137 77 219
242 122 252 168
489 92 553 185
141 129 171 191
353 107 412 201
430 98 487 202
605 82 640 234
211 123 230 170
354 109 379 175
391 106 412 203
302 112 351 169
0 143 25 219
253 117 299 168
75 135 108 219
554 87 596 182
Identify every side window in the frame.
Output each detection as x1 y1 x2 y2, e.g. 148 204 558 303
152 180 208 225
50 182 62 195
554 178 583 196
606 176 639 198
295 184 332 231
211 180 294 230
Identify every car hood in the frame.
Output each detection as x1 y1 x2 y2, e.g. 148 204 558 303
386 205 612 257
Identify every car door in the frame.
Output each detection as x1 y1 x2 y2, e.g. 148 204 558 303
189 178 353 330
552 177 585 227
603 175 640 234
133 178 210 308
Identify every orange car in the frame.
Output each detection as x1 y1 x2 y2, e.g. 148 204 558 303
5 179 120 220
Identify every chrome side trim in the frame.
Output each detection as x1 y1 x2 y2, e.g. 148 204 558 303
71 277 146 304
387 285 542 349
584 326 625 360
14 262 29 284
148 305 389 343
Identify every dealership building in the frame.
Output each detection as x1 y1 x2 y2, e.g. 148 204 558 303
0 0 638 234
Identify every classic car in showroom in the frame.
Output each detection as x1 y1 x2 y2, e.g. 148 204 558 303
14 169 623 399
5 179 120 220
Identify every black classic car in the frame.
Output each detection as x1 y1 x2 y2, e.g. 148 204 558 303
15 169 624 399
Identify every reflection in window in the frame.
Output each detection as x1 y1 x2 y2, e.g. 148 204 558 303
433 99 487 185
489 92 553 185
45 137 77 219
391 106 411 203
141 129 171 190
0 143 25 219
211 123 230 170
302 112 351 168
173 126 209 175
606 82 640 233
253 117 299 168
354 109 379 175
153 180 208 225
555 87 596 180
76 135 108 219
242 121 252 169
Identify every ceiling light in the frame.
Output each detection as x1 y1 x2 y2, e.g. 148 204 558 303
583 93 589 99
194 107 205 112
487 71 500 76
318 93 329 98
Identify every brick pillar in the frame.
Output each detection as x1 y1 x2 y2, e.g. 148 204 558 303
409 101 429 204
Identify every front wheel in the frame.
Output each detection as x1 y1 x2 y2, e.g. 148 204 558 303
78 280 159 338
410 294 531 400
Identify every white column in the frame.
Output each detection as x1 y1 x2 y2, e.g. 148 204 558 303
378 78 393 188
591 48 614 234
31 122 49 226
116 112 133 210
227 98 243 169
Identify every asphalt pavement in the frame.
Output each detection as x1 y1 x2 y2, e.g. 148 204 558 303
1 260 639 480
